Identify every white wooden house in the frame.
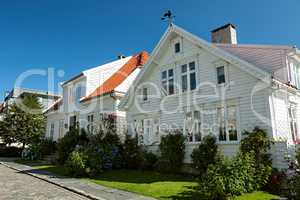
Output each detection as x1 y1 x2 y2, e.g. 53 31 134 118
44 52 149 141
119 24 300 169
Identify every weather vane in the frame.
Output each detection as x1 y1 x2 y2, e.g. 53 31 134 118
161 10 175 26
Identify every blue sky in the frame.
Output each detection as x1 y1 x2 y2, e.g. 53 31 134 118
0 0 299 98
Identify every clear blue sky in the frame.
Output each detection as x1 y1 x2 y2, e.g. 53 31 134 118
0 0 299 99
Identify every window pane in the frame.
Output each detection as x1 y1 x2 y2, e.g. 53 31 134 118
162 71 167 79
218 108 226 141
190 72 196 90
182 75 187 92
181 64 187 73
175 42 180 53
217 66 225 84
168 79 174 95
228 106 238 141
162 80 167 92
168 69 174 77
143 88 148 101
189 62 195 71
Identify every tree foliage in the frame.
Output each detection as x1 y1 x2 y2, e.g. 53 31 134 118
0 95 45 147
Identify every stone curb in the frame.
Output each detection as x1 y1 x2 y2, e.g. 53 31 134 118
0 161 107 200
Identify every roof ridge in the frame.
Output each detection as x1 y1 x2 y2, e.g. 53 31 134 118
215 43 294 50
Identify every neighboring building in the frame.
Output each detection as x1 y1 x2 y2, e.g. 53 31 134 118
44 52 149 141
1 87 60 114
119 23 300 169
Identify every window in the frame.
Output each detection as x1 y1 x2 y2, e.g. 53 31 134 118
69 116 77 130
288 105 298 141
50 123 54 139
87 114 94 134
75 85 86 101
181 61 197 92
184 110 202 143
217 66 226 84
228 106 238 141
217 105 238 142
217 107 226 141
134 119 144 144
175 42 180 53
161 68 174 95
143 119 153 145
59 120 64 138
142 88 148 101
290 62 300 88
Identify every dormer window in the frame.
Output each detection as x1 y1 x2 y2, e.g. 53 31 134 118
217 66 226 84
175 42 181 53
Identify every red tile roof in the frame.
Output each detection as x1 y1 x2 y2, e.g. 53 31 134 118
81 51 149 102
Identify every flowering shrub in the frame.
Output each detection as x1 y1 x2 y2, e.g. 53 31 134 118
198 152 257 199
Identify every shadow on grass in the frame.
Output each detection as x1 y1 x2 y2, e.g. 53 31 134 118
92 169 197 184
160 186 201 200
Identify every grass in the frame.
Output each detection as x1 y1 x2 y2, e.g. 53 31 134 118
15 160 280 200
234 191 280 200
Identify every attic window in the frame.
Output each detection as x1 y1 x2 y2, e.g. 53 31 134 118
175 42 181 53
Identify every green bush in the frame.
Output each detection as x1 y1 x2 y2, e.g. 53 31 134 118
122 134 143 169
157 131 185 173
57 128 88 164
65 150 88 177
39 138 57 157
0 146 22 157
240 127 273 189
191 134 219 176
198 152 257 199
295 149 300 200
142 151 158 170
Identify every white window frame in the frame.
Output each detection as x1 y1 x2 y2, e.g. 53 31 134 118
181 61 197 93
161 68 175 95
184 110 202 143
217 104 239 143
288 104 298 141
59 119 64 138
87 114 95 134
216 66 226 85
290 61 300 89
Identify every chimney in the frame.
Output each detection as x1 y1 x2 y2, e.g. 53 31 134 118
211 23 237 44
118 54 126 59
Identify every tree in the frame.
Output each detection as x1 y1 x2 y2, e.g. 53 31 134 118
0 94 46 148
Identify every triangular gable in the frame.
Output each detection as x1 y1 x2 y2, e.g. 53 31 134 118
119 24 271 110
81 51 149 102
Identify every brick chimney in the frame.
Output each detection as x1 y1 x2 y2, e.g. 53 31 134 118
211 23 237 44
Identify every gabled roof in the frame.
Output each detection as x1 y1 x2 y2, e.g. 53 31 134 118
119 24 272 110
81 51 149 102
216 43 295 83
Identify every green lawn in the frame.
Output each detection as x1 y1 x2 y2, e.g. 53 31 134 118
15 161 280 200
234 191 279 200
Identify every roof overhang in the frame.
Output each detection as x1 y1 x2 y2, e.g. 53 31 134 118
61 73 84 86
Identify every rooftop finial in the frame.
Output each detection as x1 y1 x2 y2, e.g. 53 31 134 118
161 10 175 26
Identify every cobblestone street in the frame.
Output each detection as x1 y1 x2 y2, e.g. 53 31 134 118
0 164 89 200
